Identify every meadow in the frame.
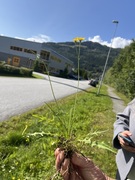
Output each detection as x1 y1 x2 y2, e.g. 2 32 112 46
0 85 122 180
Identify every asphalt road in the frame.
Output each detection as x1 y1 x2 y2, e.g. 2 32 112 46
0 73 90 121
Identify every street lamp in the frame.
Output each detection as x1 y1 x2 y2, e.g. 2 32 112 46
97 20 119 95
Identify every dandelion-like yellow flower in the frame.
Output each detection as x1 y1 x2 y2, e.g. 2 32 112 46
73 37 85 43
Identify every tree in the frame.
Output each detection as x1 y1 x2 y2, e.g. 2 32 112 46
33 54 41 73
105 40 135 99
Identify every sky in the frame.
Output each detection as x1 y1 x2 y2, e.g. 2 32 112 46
0 0 134 48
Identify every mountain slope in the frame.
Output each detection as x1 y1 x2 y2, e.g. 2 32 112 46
43 41 121 77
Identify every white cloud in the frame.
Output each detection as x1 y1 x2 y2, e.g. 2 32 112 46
14 34 132 48
88 35 132 48
111 37 132 48
26 34 53 43
15 34 53 43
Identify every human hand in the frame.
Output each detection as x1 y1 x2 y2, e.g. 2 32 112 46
55 148 113 180
118 131 135 152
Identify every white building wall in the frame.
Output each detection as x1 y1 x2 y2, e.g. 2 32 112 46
49 50 73 73
0 35 73 73
0 36 41 59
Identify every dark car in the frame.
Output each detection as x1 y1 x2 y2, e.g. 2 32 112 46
88 79 98 87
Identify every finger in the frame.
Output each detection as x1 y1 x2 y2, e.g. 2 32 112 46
60 158 70 180
55 148 61 157
55 150 65 171
119 138 129 146
122 131 132 136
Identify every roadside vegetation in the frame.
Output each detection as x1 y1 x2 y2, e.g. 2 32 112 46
0 85 125 180
104 40 135 100
0 61 45 80
0 61 33 77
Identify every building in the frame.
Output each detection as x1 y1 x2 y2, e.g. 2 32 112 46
0 35 74 74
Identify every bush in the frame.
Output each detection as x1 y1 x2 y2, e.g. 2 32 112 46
0 63 33 77
0 61 6 65
20 67 33 77
0 61 6 73
4 64 20 75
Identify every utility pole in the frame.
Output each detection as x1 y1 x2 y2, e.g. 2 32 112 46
97 20 119 95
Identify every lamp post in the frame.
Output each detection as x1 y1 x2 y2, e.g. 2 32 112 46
97 20 119 95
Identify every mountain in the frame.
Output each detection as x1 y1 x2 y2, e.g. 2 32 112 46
43 41 121 78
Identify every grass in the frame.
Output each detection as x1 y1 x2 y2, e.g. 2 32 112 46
32 73 45 79
0 85 121 180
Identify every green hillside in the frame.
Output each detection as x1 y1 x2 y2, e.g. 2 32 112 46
43 41 121 78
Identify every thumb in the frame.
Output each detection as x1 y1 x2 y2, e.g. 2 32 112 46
123 130 132 136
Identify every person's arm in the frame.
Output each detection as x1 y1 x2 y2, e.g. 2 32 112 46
117 131 135 152
113 106 131 149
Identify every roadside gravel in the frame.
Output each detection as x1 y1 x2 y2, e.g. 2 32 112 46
107 86 126 114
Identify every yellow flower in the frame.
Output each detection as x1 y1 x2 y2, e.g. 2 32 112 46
73 37 85 42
